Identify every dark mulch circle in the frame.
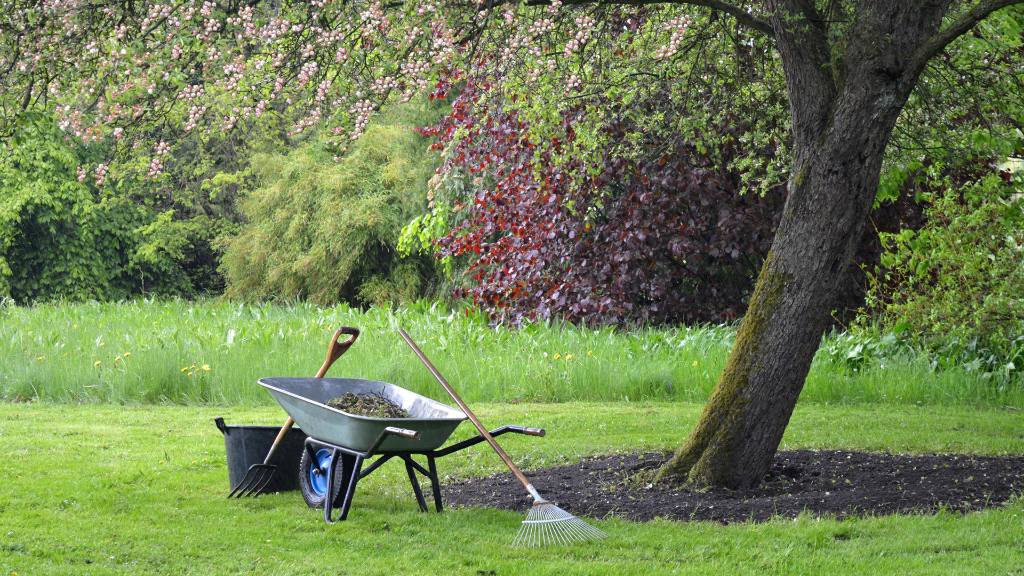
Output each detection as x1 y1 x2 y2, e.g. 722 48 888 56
441 450 1024 523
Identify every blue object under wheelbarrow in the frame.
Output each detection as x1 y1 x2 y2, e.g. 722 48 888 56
258 376 545 522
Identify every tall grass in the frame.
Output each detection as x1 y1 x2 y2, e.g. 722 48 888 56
2 298 1021 407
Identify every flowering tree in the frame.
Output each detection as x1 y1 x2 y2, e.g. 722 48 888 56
3 0 1023 489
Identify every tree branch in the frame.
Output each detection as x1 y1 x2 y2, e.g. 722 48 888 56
905 0 1024 83
766 0 836 150
524 0 775 37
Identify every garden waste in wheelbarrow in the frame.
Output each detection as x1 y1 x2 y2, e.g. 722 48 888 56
258 376 545 522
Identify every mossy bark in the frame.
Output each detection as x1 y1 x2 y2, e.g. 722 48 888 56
657 252 789 487
656 122 891 488
656 1 950 490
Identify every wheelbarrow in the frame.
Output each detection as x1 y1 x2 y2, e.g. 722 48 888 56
258 376 545 523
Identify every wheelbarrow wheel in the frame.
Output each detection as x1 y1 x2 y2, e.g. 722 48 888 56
299 447 347 510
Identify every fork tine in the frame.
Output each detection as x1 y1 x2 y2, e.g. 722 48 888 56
227 467 260 498
243 466 277 497
227 464 277 498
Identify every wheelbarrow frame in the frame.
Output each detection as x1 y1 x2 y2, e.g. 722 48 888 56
307 424 544 523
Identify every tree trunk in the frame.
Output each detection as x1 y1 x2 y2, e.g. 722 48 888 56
656 0 952 490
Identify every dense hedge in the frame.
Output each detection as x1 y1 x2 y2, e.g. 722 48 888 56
0 117 192 303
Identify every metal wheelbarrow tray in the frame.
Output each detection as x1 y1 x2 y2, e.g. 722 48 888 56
258 377 544 522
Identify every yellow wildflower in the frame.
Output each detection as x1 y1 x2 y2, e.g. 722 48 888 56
693 360 698 367
94 360 101 366
554 353 561 359
587 350 593 356
99 342 105 346
181 366 189 372
202 364 210 371
566 353 574 360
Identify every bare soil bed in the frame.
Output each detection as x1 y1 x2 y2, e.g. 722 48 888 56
441 450 1024 523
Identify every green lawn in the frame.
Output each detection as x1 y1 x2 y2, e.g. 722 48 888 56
1 402 1022 575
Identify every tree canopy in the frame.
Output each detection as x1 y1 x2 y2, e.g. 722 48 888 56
3 2 1021 175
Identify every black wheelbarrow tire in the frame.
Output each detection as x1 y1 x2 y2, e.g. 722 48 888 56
299 447 347 510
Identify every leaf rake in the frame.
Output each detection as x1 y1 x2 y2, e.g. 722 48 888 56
399 327 607 547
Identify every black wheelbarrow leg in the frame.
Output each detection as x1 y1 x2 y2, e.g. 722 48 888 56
340 454 365 521
427 455 443 513
401 455 429 513
325 450 363 524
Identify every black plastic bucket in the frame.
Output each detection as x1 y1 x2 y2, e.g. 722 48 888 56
215 417 308 493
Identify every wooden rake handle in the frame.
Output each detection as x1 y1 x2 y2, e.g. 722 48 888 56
398 327 533 491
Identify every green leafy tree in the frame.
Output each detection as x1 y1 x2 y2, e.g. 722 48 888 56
5 0 1024 491
880 8 1024 202
0 115 189 302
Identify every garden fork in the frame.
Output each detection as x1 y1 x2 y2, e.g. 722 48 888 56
228 326 359 497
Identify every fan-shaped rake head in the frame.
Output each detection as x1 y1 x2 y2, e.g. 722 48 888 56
512 502 607 548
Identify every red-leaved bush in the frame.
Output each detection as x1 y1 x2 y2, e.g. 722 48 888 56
419 79 786 325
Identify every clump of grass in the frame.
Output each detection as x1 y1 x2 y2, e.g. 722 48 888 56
0 298 734 405
1 298 1021 408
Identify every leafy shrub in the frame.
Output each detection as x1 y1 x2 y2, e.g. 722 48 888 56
0 116 191 302
411 79 833 325
863 167 1023 377
219 112 443 307
409 75 950 327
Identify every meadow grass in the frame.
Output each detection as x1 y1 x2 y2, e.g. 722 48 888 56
1 402 1022 576
2 298 1022 408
